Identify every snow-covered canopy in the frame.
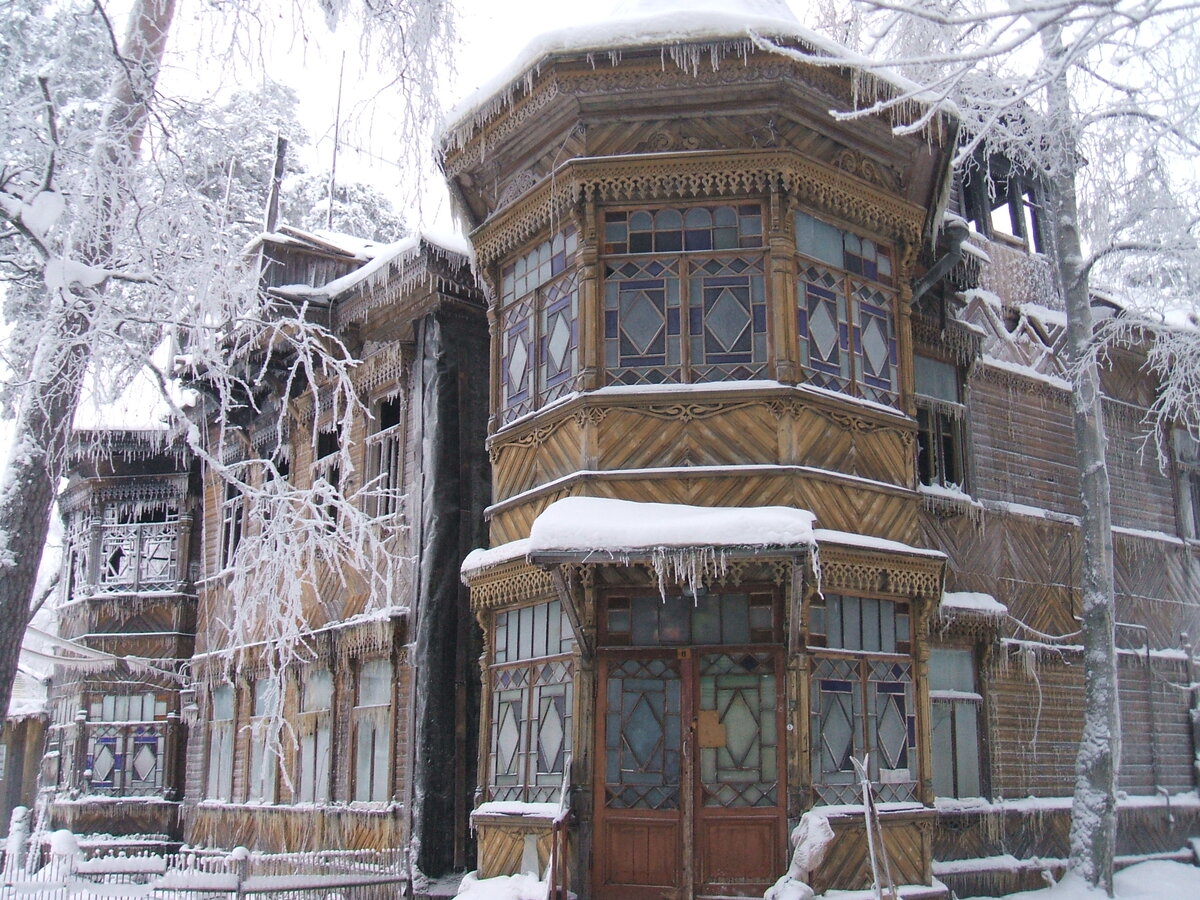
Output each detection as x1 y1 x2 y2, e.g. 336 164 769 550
530 496 817 554
442 0 939 148
462 497 817 580
939 590 1008 620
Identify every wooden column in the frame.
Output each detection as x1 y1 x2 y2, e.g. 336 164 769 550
768 186 799 386
574 197 602 392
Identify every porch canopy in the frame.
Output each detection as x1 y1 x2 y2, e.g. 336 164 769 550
462 496 818 587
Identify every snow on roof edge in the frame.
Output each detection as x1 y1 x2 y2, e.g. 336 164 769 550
441 9 953 152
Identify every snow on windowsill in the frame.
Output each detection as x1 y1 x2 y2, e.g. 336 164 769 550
473 801 561 819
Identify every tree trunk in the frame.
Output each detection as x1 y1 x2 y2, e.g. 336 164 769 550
1042 26 1121 897
0 0 176 726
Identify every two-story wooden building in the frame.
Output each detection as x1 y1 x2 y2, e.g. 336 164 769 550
445 4 1200 898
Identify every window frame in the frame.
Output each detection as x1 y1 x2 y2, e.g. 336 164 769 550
246 677 278 804
365 397 405 521
794 210 899 407
1174 428 1200 539
487 599 576 804
600 203 769 388
206 685 235 801
914 353 968 491
219 482 245 569
352 658 393 803
929 646 985 799
296 669 333 804
498 227 580 424
806 592 919 805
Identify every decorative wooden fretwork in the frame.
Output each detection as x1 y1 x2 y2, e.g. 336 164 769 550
911 312 984 368
818 548 942 599
469 558 557 611
354 343 410 396
470 151 924 268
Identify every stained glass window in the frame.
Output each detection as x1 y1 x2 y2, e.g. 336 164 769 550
489 600 576 802
499 228 579 425
809 593 917 805
602 204 767 386
604 205 762 254
603 656 682 810
795 211 898 406
602 592 777 647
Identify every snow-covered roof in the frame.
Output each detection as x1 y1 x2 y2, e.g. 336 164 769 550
442 0 944 149
272 228 472 304
529 496 817 555
7 669 47 720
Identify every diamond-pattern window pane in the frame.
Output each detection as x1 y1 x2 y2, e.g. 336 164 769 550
706 288 750 351
91 743 114 782
862 316 889 377
810 300 838 361
620 291 665 354
132 743 157 781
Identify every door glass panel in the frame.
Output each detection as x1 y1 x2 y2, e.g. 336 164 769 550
698 653 778 808
604 657 682 810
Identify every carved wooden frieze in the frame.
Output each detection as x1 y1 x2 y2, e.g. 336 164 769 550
470 149 925 267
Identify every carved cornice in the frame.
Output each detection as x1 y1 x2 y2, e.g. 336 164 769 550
468 559 557 611
975 361 1071 400
818 546 943 599
470 150 926 268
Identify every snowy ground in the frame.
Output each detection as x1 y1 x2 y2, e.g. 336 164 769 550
452 861 1200 900
957 860 1200 899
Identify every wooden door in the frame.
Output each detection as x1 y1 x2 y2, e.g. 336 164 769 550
594 648 785 900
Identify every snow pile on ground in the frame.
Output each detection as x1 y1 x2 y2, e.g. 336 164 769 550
766 810 835 900
455 871 548 900
961 861 1200 899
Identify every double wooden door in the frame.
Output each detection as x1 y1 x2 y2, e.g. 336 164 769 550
594 647 786 900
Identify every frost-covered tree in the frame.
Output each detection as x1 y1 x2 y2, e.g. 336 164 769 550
282 174 409 242
0 0 453 732
763 0 1200 891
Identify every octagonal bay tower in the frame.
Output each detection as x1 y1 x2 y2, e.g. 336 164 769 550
447 3 958 897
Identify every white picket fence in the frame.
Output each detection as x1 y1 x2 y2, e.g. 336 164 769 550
1 829 408 899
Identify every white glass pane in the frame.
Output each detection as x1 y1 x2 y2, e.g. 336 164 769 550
355 721 374 802
304 670 332 711
315 723 331 801
359 660 392 707
931 702 954 797
930 649 975 692
954 703 981 796
914 355 959 403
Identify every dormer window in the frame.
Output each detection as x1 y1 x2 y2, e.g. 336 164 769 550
961 156 1045 253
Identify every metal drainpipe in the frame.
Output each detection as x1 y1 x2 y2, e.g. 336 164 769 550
910 218 971 306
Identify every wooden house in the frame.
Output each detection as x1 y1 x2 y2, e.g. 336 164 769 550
180 227 489 879
44 428 199 842
444 5 1200 899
